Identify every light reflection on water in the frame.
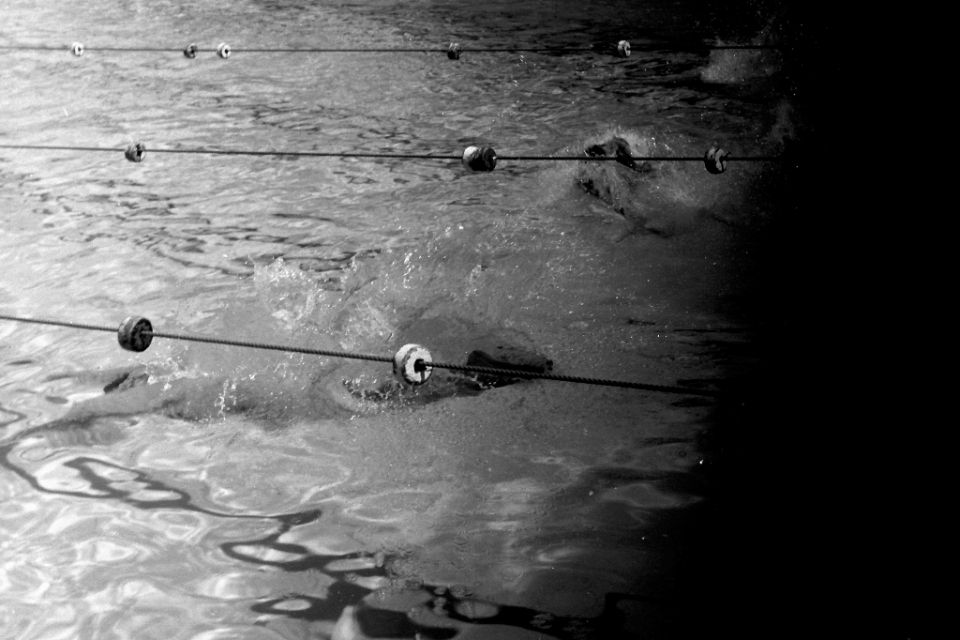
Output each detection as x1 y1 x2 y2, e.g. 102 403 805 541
1 0 794 637
1 406 699 638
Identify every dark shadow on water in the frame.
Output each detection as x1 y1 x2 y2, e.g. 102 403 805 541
224 509 664 638
640 16 847 633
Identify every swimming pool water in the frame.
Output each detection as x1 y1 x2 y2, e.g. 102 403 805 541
1 1 811 637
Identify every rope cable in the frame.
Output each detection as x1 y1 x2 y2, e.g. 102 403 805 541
0 314 117 335
497 154 778 162
147 328 393 365
423 360 717 395
0 314 719 396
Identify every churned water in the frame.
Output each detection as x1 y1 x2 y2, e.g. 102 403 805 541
1 1 812 638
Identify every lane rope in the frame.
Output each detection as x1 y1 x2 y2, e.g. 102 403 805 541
0 314 720 397
0 144 462 161
0 41 778 56
0 142 774 174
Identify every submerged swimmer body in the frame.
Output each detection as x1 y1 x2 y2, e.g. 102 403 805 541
578 136 652 222
29 341 553 430
577 136 685 235
341 345 553 407
584 136 652 173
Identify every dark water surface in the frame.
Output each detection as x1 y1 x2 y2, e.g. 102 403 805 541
1 1 814 637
